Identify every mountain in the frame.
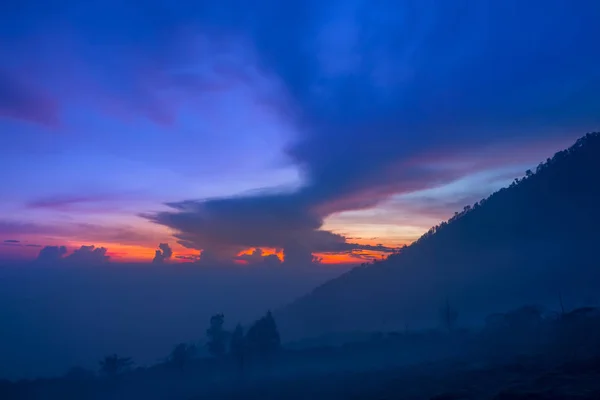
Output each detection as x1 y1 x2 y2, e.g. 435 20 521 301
277 132 600 340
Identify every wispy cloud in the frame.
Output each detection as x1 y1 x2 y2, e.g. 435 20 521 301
0 68 60 128
0 219 167 249
26 195 116 210
1 239 42 250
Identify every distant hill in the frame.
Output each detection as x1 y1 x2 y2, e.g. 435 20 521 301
277 133 600 339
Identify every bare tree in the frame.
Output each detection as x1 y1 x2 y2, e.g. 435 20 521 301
439 298 458 332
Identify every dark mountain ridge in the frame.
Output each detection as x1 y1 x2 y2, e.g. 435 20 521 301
278 132 600 339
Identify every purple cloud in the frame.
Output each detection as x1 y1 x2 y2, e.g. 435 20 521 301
147 195 397 266
0 69 60 128
0 220 57 236
0 239 42 250
0 26 285 131
152 243 173 264
36 244 110 264
0 219 163 249
26 195 112 210
36 245 68 263
65 245 110 264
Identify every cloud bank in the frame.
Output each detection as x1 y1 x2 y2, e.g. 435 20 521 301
36 245 109 265
144 0 600 264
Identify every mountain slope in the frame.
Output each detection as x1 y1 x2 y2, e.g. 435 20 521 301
278 132 600 339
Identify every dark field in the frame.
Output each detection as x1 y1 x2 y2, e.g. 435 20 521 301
204 355 600 400
5 351 600 399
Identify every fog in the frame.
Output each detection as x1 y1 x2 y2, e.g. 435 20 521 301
0 263 349 380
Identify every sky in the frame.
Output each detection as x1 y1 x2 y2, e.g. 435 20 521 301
1 0 600 266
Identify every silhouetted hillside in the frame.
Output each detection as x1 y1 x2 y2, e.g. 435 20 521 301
278 132 600 339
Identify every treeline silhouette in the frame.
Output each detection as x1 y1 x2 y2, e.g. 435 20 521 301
2 301 600 399
0 310 283 398
93 310 282 378
203 311 281 373
278 132 600 337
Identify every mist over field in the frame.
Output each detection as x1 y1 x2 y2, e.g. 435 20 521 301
0 263 348 379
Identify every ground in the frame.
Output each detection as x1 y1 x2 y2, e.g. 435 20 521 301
196 355 600 399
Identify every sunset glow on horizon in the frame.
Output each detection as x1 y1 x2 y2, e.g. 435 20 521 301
2 0 599 267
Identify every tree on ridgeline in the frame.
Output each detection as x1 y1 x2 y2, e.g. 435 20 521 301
99 354 133 378
230 324 246 374
206 313 229 359
169 343 197 372
246 311 281 366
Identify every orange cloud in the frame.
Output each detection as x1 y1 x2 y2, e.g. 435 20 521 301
237 247 283 259
315 249 391 265
3 227 399 265
92 244 389 265
234 247 284 265
68 241 156 262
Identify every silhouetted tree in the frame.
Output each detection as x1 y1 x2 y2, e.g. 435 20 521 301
99 354 133 378
246 311 281 365
206 313 228 358
439 298 458 332
169 343 197 372
230 324 246 373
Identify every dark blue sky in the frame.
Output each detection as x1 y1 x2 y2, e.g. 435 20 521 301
1 0 599 264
